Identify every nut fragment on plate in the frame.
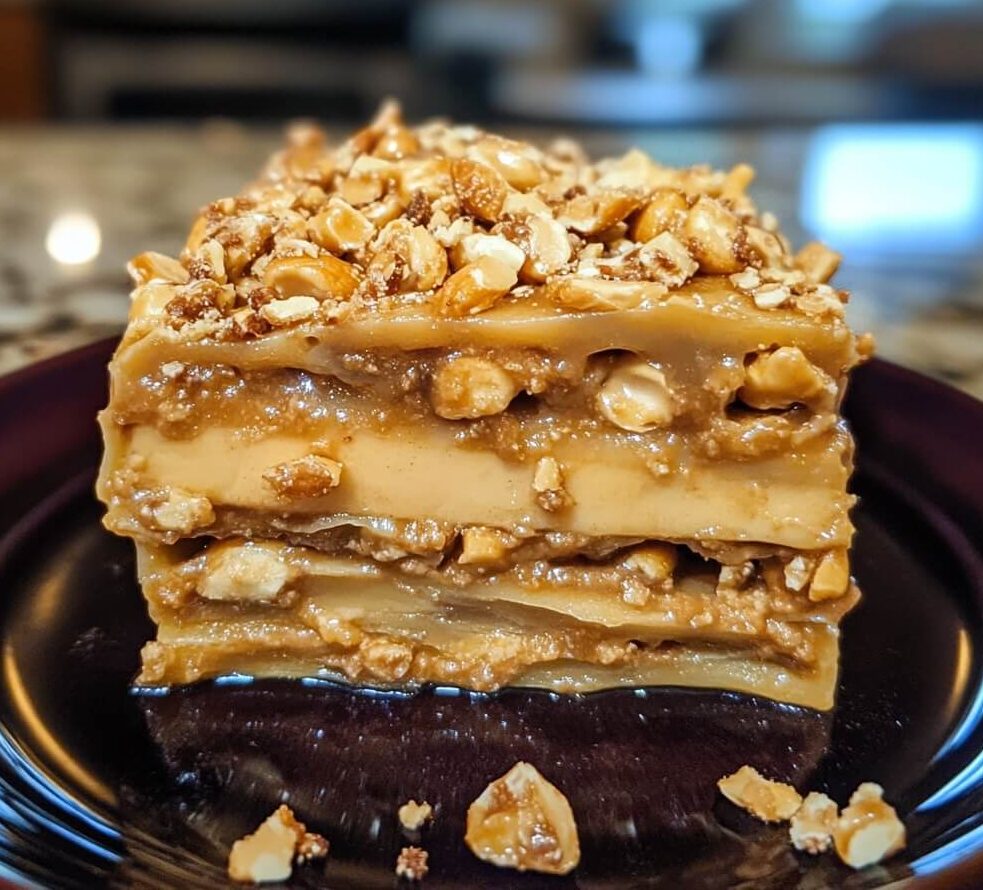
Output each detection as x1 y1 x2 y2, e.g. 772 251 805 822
395 846 429 881
833 783 906 869
717 765 803 822
790 792 839 854
398 800 434 831
296 831 330 864
718 768 905 870
465 761 580 875
227 805 328 884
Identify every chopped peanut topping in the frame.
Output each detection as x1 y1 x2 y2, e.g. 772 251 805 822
638 232 698 287
435 256 517 317
263 255 360 301
450 232 525 274
465 762 580 875
717 765 803 822
752 282 791 310
557 189 642 236
259 295 319 326
631 188 688 242
471 134 545 190
127 251 189 286
398 800 434 832
833 783 906 869
682 196 743 274
134 102 858 335
451 157 508 223
545 277 652 312
309 197 374 253
795 241 841 284
790 792 838 854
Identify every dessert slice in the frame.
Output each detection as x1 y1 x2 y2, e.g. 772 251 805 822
98 103 870 709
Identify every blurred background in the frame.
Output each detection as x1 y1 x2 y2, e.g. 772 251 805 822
1 0 982 390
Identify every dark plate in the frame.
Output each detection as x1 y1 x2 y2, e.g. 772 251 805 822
1 339 983 889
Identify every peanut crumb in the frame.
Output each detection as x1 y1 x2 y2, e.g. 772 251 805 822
717 765 802 822
295 831 329 864
263 454 342 499
398 800 434 832
790 792 838 854
459 527 516 565
395 846 429 881
150 488 215 535
532 456 574 512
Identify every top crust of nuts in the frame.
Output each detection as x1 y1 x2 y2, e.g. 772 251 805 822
717 765 803 822
130 100 860 338
465 761 581 875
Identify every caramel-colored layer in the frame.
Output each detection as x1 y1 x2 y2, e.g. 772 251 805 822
101 420 853 549
117 278 860 383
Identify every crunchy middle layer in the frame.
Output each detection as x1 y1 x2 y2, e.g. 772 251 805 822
138 536 857 659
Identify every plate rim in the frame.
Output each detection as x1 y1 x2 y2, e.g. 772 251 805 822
1 338 983 888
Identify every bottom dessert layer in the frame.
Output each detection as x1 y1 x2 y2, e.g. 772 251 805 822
133 538 854 709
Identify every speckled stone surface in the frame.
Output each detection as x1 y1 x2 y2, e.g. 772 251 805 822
1 122 981 397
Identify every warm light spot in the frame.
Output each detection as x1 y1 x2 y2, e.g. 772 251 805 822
45 211 102 265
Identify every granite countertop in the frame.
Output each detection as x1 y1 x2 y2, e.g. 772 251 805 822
1 121 982 396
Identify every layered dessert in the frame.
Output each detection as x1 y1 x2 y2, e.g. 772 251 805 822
98 103 869 709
